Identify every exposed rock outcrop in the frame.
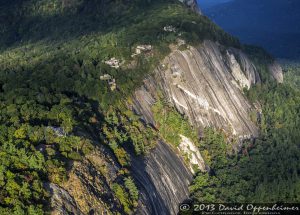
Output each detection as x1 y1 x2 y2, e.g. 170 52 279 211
129 40 283 213
268 61 284 83
226 48 261 89
131 140 193 215
60 152 120 215
179 135 206 173
47 145 123 215
133 41 260 142
179 0 201 14
48 141 192 215
47 183 83 215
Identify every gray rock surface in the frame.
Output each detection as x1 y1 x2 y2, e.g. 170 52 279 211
178 0 201 13
131 141 193 215
48 141 192 215
47 146 122 215
133 41 260 141
226 48 261 89
46 183 83 215
268 61 284 83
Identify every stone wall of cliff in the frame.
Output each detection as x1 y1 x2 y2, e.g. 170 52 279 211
49 140 192 215
179 0 201 13
133 41 267 143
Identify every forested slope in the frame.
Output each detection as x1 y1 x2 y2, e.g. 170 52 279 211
0 0 299 215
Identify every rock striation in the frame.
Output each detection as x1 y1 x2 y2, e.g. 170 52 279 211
47 183 83 215
225 48 261 89
131 141 193 215
133 41 264 142
49 141 192 215
179 135 206 173
128 40 283 213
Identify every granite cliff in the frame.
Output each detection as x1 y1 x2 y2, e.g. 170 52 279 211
49 140 193 215
179 0 201 13
133 41 282 143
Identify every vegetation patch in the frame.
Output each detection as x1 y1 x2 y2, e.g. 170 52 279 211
152 98 199 147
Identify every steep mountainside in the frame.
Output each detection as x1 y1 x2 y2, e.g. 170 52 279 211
134 41 260 140
47 38 282 214
0 1 294 215
205 0 300 59
48 140 193 215
133 40 284 140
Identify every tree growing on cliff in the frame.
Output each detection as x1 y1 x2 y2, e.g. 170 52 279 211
124 177 139 204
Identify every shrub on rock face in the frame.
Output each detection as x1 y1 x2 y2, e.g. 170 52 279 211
124 177 139 203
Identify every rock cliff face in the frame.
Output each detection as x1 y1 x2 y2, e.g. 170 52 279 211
49 145 123 215
131 141 192 215
49 141 192 215
47 183 83 215
179 0 201 13
133 41 266 142
268 61 284 83
225 48 261 89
